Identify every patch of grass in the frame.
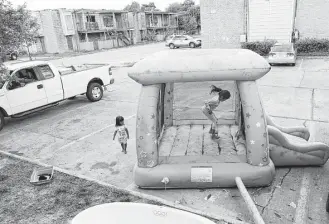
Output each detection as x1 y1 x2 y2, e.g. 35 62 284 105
0 154 143 224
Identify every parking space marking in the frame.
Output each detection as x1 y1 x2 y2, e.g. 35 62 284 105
299 59 304 70
56 114 136 151
294 122 315 224
293 172 311 224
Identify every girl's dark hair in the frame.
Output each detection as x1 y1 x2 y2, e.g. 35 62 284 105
210 85 222 95
115 116 124 127
219 90 231 100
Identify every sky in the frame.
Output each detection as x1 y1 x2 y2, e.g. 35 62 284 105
9 0 200 11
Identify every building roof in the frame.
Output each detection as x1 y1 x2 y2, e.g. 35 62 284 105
144 11 178 15
74 9 128 14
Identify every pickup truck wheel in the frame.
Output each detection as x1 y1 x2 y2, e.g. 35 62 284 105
87 83 103 102
0 111 4 131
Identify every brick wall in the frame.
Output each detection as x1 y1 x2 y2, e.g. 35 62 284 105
295 0 329 39
201 0 246 49
39 10 58 53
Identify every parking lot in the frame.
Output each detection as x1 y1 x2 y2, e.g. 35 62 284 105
1 43 329 223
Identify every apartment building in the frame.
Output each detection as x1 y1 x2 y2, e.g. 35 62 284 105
30 8 179 53
31 9 78 53
74 9 135 51
201 0 329 49
144 11 179 41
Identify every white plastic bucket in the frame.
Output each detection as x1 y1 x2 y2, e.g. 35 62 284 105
71 202 216 224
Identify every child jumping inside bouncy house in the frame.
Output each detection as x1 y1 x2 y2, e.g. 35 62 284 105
201 85 231 139
113 116 130 154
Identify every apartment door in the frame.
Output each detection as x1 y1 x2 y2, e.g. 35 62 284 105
66 36 74 50
39 37 46 53
93 41 99 50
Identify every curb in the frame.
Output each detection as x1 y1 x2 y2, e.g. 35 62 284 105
0 150 251 224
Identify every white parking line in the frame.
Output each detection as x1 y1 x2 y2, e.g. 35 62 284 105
293 122 315 224
293 172 311 224
299 59 304 70
56 114 136 151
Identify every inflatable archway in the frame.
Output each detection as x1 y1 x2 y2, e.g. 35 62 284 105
128 49 329 189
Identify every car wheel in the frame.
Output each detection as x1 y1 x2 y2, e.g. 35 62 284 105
169 44 175 49
86 82 103 102
68 96 76 100
0 111 4 132
189 42 196 48
10 53 18 60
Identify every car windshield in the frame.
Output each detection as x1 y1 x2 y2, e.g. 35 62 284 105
184 35 193 39
272 45 293 52
0 70 12 89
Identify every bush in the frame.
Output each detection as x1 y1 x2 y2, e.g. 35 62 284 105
241 40 277 56
295 38 329 54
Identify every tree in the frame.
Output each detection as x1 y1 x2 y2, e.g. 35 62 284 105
123 1 141 12
0 0 39 62
141 2 157 12
179 16 197 34
166 3 183 13
166 0 200 34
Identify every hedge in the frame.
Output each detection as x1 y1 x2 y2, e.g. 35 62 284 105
295 38 329 54
241 38 329 56
241 40 277 56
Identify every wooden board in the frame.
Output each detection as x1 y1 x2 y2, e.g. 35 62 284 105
173 108 235 121
159 155 243 164
170 125 191 156
159 126 177 157
217 125 237 156
202 124 220 155
173 119 236 126
186 125 203 156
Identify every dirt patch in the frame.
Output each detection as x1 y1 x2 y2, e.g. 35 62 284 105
0 154 226 224
0 155 143 224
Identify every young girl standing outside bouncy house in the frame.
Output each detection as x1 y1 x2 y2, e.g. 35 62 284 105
113 116 130 154
202 85 231 139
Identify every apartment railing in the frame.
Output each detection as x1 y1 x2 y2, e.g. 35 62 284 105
85 22 99 31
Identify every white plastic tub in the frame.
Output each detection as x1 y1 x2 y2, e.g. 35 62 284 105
71 202 216 224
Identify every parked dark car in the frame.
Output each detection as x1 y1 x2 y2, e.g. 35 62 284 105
0 46 19 61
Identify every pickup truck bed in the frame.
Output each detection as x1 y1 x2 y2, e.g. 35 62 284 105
0 60 114 131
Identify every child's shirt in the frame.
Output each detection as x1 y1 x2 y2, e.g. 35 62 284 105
116 125 128 141
205 96 220 111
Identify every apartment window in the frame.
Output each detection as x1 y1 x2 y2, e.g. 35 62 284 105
86 15 96 22
65 15 74 30
103 15 114 27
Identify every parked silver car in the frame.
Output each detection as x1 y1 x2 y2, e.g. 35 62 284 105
268 43 296 66
165 35 201 49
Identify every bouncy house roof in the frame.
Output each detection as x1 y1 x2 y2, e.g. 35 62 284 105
128 49 271 85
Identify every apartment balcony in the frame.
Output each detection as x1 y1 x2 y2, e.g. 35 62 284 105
146 22 178 29
85 22 99 31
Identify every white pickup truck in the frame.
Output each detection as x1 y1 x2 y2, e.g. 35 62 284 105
0 61 114 131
